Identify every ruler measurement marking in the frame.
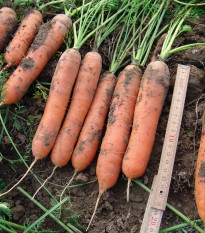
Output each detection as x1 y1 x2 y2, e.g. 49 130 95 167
140 64 190 233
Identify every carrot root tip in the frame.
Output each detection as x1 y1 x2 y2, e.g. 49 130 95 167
59 170 77 203
127 178 131 202
0 158 38 198
32 165 58 199
86 192 102 232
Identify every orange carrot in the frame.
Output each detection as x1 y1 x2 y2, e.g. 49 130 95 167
122 60 170 200
3 10 42 70
0 14 72 106
71 72 116 172
86 64 142 230
0 7 17 53
195 123 205 222
32 48 81 160
50 51 102 167
97 65 142 194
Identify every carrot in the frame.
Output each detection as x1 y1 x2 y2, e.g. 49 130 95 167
50 51 102 167
86 64 142 231
0 14 72 106
0 16 72 198
0 7 17 53
71 72 116 172
97 65 142 193
32 48 81 160
2 10 42 71
195 123 205 222
122 61 170 196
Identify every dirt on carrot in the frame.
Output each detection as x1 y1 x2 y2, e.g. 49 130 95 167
30 22 52 51
0 7 205 233
198 162 205 177
20 57 34 70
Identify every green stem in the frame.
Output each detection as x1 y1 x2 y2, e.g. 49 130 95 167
159 219 203 233
39 0 67 11
23 196 70 233
173 0 205 6
168 43 205 55
70 1 93 17
160 8 191 60
0 224 16 233
0 219 34 232
73 0 129 50
133 179 205 233
18 187 77 233
0 106 9 142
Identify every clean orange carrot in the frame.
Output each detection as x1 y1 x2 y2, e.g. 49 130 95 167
0 14 72 106
50 51 102 167
32 48 81 160
122 60 170 200
195 123 205 222
71 72 116 172
0 7 17 53
3 10 42 70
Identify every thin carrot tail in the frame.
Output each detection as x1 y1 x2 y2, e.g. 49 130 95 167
32 165 58 199
0 157 38 197
86 192 102 232
59 170 77 203
127 178 131 202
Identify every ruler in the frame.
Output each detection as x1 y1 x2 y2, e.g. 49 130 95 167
140 64 190 233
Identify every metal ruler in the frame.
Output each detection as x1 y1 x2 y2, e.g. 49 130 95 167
140 64 190 233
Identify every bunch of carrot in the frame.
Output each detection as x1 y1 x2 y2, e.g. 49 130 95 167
1 1 205 231
0 0 130 197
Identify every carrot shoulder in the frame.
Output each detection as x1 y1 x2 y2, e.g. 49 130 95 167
96 64 142 194
71 72 116 172
122 61 170 180
32 48 81 160
4 10 43 67
0 14 72 106
50 51 102 167
195 123 205 222
0 7 17 52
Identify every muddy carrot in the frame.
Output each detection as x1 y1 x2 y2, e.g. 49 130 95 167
0 48 81 198
0 14 72 106
32 48 81 160
71 72 116 172
0 7 17 53
2 10 42 71
97 65 142 193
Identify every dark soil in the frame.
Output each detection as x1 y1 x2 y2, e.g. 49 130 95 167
0 3 205 233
